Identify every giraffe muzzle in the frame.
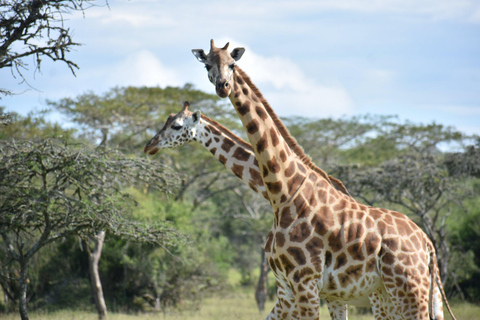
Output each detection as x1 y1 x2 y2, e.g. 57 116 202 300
144 138 160 155
215 81 231 98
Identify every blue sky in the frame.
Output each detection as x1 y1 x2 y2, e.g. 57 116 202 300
1 0 479 135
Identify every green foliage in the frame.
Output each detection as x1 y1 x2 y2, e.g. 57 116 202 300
0 138 181 318
0 107 76 141
449 183 480 302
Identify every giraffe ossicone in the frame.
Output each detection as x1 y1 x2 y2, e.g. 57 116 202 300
191 40 457 320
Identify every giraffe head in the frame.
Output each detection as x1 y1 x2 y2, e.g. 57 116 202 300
192 39 245 98
144 101 201 155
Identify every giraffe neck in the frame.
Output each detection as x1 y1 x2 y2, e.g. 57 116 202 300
195 115 268 200
235 67 344 189
228 68 339 207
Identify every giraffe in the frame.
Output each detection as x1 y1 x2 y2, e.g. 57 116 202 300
144 101 349 201
191 40 456 320
144 101 267 199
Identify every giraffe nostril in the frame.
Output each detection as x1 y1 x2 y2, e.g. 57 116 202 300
224 82 229 88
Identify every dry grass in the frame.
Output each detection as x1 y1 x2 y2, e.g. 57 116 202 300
0 294 477 319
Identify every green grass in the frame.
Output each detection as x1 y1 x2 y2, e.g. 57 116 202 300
0 293 478 319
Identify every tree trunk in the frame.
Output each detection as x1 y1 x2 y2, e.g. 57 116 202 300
87 231 108 320
18 261 29 320
255 249 269 312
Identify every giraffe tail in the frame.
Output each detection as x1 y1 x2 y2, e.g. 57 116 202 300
429 245 457 320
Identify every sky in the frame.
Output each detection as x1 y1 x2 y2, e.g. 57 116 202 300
1 0 479 135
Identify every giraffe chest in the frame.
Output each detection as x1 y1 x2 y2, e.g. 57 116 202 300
264 221 382 302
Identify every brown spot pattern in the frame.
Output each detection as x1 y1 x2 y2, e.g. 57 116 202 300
231 164 244 179
347 243 365 261
218 154 227 165
284 161 296 178
287 173 304 196
279 207 295 228
255 106 268 120
266 180 283 194
256 131 268 153
328 230 343 252
267 156 281 173
264 231 273 253
275 232 286 247
235 100 251 116
279 254 295 275
246 119 259 134
345 264 363 281
287 247 306 265
221 138 235 153
249 168 263 186
232 147 251 161
335 252 347 269
270 127 280 147
290 222 311 242
325 251 332 267
292 267 314 283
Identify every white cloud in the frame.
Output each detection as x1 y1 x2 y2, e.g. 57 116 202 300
226 41 354 117
279 0 480 23
107 50 181 88
75 2 178 28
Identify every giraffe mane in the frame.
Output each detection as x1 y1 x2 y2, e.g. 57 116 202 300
235 66 351 197
200 114 254 153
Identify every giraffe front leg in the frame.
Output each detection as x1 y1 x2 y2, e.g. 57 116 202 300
325 300 348 320
290 279 321 320
264 280 299 320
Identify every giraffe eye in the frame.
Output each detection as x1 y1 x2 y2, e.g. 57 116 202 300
205 64 212 71
229 64 235 70
172 125 182 130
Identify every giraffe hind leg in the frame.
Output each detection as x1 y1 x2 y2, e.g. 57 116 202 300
369 286 401 320
325 300 348 320
379 257 431 320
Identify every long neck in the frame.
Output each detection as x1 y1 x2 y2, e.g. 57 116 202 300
195 115 268 200
228 68 320 207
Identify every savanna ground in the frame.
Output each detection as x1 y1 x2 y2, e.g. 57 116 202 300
1 270 479 320
1 290 478 320
0 296 478 320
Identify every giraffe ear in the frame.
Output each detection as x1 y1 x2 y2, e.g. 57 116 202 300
231 47 245 61
192 111 201 125
192 49 208 63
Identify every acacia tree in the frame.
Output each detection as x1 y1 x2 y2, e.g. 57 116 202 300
0 0 106 96
0 139 181 320
283 114 392 167
48 85 228 317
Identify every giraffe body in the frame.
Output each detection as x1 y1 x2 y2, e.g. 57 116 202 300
191 40 456 320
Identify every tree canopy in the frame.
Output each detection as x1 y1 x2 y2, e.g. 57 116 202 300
0 0 106 95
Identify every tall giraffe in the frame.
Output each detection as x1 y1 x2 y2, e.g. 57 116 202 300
191 40 456 320
144 101 349 202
